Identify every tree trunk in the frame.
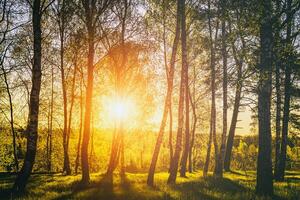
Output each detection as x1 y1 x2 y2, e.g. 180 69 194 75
147 0 181 186
12 0 42 192
203 0 218 177
66 59 77 171
80 1 96 181
81 28 94 184
188 88 196 173
223 25 244 171
167 0 186 184
274 60 281 179
75 69 83 174
168 102 173 167
60 29 71 175
276 0 292 182
223 58 242 172
179 2 189 176
120 124 125 176
214 0 227 177
203 118 212 177
47 66 54 172
255 0 274 196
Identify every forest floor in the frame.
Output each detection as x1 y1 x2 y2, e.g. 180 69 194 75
0 170 299 200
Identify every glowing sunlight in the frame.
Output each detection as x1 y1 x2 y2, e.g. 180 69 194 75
104 96 137 123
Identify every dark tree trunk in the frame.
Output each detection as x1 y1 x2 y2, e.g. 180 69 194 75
273 0 282 180
61 36 71 175
276 0 292 182
120 124 125 176
274 61 281 179
188 88 196 173
12 0 42 192
168 103 173 166
223 71 242 172
203 0 218 177
214 0 227 177
66 58 77 171
81 30 94 184
147 0 181 186
167 0 186 184
47 66 54 172
224 34 243 172
75 70 83 174
255 0 274 196
56 0 71 175
203 117 213 177
179 3 189 176
107 125 122 175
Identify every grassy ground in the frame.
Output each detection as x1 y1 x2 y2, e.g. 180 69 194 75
0 171 299 200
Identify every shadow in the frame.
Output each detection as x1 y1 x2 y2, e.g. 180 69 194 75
170 176 248 200
227 170 245 176
285 177 300 182
120 173 131 191
53 173 113 200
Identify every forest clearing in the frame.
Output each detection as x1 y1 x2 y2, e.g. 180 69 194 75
0 0 300 199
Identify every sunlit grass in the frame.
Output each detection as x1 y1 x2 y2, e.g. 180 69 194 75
0 171 299 200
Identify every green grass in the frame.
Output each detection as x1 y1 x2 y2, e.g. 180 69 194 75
0 171 299 200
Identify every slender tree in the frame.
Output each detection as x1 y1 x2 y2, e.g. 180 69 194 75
203 0 218 177
75 65 84 174
224 31 244 171
255 0 274 195
276 0 293 182
13 0 54 192
46 66 54 172
52 0 73 175
188 87 196 173
167 0 186 184
273 0 282 177
214 0 227 177
179 0 189 176
80 0 113 184
147 0 181 186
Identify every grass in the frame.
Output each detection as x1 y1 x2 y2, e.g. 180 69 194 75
0 171 299 200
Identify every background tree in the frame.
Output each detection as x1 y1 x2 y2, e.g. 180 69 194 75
255 0 274 195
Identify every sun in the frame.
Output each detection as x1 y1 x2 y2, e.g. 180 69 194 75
106 96 136 122
111 100 129 120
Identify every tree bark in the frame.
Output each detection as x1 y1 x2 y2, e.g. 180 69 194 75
12 0 42 192
179 1 189 176
167 0 186 184
147 0 181 186
223 46 243 172
203 0 218 177
223 27 244 172
46 66 54 172
61 33 71 175
188 88 196 173
81 0 97 183
81 28 94 184
274 59 281 179
214 0 227 177
75 69 83 174
255 0 274 195
66 57 77 171
276 0 292 182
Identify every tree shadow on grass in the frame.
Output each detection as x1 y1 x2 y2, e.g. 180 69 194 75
170 176 248 200
53 173 164 200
